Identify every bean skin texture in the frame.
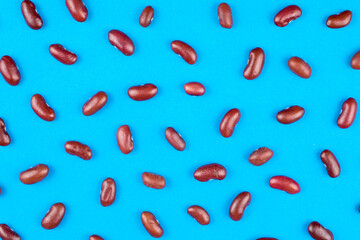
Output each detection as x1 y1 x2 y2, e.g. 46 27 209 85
337 98 357 128
0 224 20 240
184 82 205 96
187 205 210 225
308 221 334 240
19 164 49 184
108 30 135 56
320 150 340 178
0 118 11 146
288 57 311 78
194 163 226 182
89 235 104 240
165 127 186 151
171 40 197 65
269 176 300 194
21 0 43 30
64 141 92 160
31 94 55 121
243 48 265 80
139 6 154 27
326 10 352 28
142 172 166 189
65 0 88 22
276 106 304 124
229 191 251 221
219 108 241 138
100 178 116 207
141 211 163 238
0 56 21 86
49 44 77 65
41 203 66 229
128 84 158 101
249 147 273 166
82 91 108 116
274 5 302 27
351 51 360 69
218 3 232 29
117 125 134 154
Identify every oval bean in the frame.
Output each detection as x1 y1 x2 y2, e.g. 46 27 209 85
171 40 197 65
31 94 55 121
320 150 340 178
0 224 20 240
108 30 134 56
194 163 226 182
218 3 232 29
128 84 158 101
243 48 265 80
351 50 360 69
288 57 311 78
337 98 357 128
65 0 88 22
0 118 11 146
141 211 163 238
308 221 334 240
82 91 108 116
249 147 273 166
276 105 304 124
187 205 210 225
229 191 251 221
219 108 240 137
19 164 49 184
274 5 302 27
65 141 92 160
100 178 116 207
21 0 43 30
89 235 104 240
142 172 166 189
41 203 65 229
165 127 185 151
269 176 300 194
49 44 77 65
0 56 21 86
117 125 133 154
139 6 154 27
326 10 352 28
184 82 205 96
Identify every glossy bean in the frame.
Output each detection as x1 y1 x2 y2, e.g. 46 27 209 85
0 224 20 240
142 172 166 189
269 176 300 194
351 50 360 69
171 40 197 65
108 30 134 56
82 91 108 116
64 141 92 160
141 211 163 238
308 221 334 240
218 3 232 29
49 44 77 65
19 164 49 184
337 98 357 128
320 150 340 178
249 147 273 166
21 0 43 30
139 6 154 27
243 48 265 80
128 84 158 101
229 191 251 221
276 105 304 124
41 203 65 229
274 5 302 27
326 10 352 28
116 125 133 154
0 56 21 86
31 94 55 121
194 163 226 182
65 0 88 22
184 82 205 96
288 57 311 78
165 127 185 151
219 108 240 137
100 178 116 207
187 205 210 225
0 118 11 146
89 235 104 240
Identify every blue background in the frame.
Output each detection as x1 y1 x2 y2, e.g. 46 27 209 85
1 0 360 239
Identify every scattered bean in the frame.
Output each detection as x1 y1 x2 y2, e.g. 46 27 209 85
320 150 340 178
49 44 77 65
276 105 304 124
337 98 357 128
139 6 154 27
0 56 21 86
184 82 205 96
218 3 232 29
326 10 352 28
274 5 302 27
128 84 158 101
0 118 11 146
171 40 197 65
117 125 134 154
243 48 265 80
187 205 210 225
351 50 360 69
249 147 273 166
41 203 66 229
229 191 251 221
64 141 92 160
0 224 20 240
288 57 311 78
108 30 135 56
269 176 300 194
141 211 163 238
100 178 116 207
165 127 185 151
194 163 226 182
219 108 240 138
89 235 104 240
31 94 55 121
19 164 49 184
21 0 43 30
82 91 108 116
308 221 334 240
65 0 88 22
142 172 166 189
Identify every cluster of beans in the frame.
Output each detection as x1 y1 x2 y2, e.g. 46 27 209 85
0 1 358 240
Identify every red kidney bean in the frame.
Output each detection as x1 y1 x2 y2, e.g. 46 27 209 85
21 0 43 30
0 118 11 146
31 94 55 121
187 205 210 225
229 191 251 221
257 238 278 240
326 10 352 28
320 150 340 178
194 163 226 182
171 40 197 65
218 3 232 29
41 203 66 229
165 127 185 151
49 44 77 65
141 211 163 238
269 176 300 194
351 50 360 69
142 172 166 189
108 30 134 56
89 235 104 240
274 5 302 27
139 6 154 27
308 221 334 240
249 147 273 166
219 108 240 138
64 141 92 160
19 164 49 184
82 91 108 116
276 105 304 124
0 224 20 240
117 125 133 154
184 82 205 96
65 0 88 22
288 57 311 78
0 56 21 86
100 178 116 207
243 48 265 80
128 84 158 101
337 98 357 128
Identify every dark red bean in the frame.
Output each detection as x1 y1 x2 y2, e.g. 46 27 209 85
219 108 240 138
249 147 273 166
276 106 304 124
89 235 104 240
0 118 11 146
274 5 302 27
49 44 77 65
41 203 66 229
65 0 88 22
320 150 340 178
64 141 92 160
218 3 232 29
0 56 21 86
257 238 278 240
0 224 20 240
31 94 55 121
171 41 197 65
326 10 352 28
269 176 300 194
108 30 134 56
187 205 210 225
139 6 154 27
82 91 108 116
116 125 133 154
21 0 43 30
194 163 226 182
337 98 357 128
128 84 158 101
243 48 265 80
165 127 185 151
142 172 166 189
141 211 163 238
229 191 251 221
351 50 360 69
19 164 49 184
308 221 334 240
288 57 311 78
100 178 116 207
184 82 205 96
